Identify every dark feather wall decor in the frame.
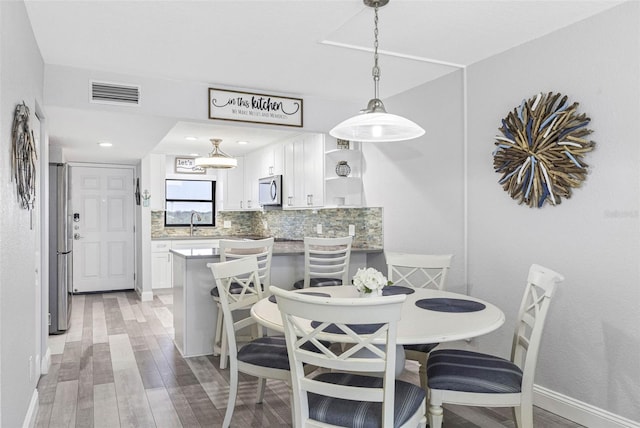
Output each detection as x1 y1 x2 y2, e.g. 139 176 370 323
493 92 595 208
11 101 38 210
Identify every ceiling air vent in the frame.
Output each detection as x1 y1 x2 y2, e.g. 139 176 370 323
90 80 140 106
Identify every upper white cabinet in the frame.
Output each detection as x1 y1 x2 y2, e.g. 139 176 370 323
324 138 363 207
218 133 355 211
220 142 285 211
256 142 284 177
221 156 246 210
283 133 324 209
243 154 260 210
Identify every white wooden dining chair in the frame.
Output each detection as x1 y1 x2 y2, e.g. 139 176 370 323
271 286 427 428
293 236 353 289
386 252 453 388
210 237 274 369
208 256 289 428
426 264 564 428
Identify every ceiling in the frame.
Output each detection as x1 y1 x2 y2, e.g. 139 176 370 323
24 0 623 164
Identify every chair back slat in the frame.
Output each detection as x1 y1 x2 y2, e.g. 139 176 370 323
271 286 405 427
304 236 353 287
208 257 263 360
511 264 564 397
220 237 274 289
386 252 453 290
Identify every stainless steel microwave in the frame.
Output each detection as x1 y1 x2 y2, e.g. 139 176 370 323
258 175 282 206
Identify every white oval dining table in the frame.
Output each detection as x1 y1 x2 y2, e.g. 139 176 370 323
251 285 506 346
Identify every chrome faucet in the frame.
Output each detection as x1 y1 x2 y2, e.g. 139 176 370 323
190 211 202 236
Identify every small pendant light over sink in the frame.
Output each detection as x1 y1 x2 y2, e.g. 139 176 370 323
330 0 425 143
195 138 238 169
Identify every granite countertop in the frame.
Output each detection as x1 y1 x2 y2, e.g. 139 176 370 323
171 240 382 259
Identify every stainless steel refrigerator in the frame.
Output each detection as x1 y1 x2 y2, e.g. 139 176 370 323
49 163 73 334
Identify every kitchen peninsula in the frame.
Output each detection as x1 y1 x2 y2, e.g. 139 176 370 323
171 240 382 357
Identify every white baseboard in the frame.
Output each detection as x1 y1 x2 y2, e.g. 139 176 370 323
535 385 640 428
41 347 51 375
22 389 38 428
138 289 153 302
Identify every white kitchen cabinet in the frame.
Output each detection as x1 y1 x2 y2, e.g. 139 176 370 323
259 141 284 177
221 156 246 210
151 240 172 289
304 134 325 207
324 138 363 207
151 240 220 290
243 153 260 210
283 133 324 209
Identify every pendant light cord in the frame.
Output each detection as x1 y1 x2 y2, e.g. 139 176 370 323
372 2 380 100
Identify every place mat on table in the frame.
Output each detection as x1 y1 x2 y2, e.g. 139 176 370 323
268 291 331 304
415 298 485 313
382 286 415 296
310 321 385 335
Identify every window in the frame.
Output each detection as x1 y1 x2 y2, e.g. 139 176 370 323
165 179 215 227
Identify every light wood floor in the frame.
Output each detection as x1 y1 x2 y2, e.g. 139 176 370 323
35 291 584 427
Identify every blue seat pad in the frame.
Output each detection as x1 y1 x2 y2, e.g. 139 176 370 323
403 342 439 354
237 336 329 371
307 372 425 428
293 277 343 289
427 349 523 393
237 336 291 370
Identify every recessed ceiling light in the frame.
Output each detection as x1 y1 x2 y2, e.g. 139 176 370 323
189 153 199 157
237 140 249 145
98 141 112 147
185 136 198 141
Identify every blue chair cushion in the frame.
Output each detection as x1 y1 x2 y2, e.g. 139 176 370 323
404 342 439 354
307 372 425 428
427 349 523 393
237 336 329 371
293 277 343 289
237 336 290 370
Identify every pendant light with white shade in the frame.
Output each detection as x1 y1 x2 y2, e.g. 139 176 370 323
194 138 238 169
330 0 425 143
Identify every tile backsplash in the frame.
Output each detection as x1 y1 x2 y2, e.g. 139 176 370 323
151 207 383 248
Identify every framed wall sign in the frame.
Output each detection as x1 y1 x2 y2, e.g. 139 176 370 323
175 157 206 174
209 87 303 127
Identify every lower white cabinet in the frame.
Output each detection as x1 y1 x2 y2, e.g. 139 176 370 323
151 240 172 289
151 239 220 289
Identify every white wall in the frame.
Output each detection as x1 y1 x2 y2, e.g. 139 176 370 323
362 69 467 293
363 1 639 424
0 1 45 426
466 2 639 422
44 64 361 137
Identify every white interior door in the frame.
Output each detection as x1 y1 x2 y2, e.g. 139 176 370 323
71 165 135 293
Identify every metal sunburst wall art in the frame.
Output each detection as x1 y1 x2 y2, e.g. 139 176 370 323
11 101 38 210
493 92 595 208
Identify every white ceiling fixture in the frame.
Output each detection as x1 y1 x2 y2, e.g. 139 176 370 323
195 138 238 169
330 0 425 143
